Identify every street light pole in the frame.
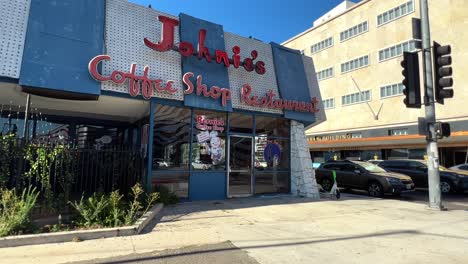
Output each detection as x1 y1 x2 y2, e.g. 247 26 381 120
420 0 443 210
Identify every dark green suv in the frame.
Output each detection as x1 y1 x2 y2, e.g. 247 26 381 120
315 160 415 197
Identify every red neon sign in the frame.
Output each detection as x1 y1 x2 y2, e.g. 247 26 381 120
182 72 231 107
241 84 320 113
88 55 178 100
88 55 319 113
144 15 266 75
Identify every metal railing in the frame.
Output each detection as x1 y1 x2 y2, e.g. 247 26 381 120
0 137 145 202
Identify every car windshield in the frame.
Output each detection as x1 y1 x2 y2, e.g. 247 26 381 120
354 161 387 173
418 161 448 171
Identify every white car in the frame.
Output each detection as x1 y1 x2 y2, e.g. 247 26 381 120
449 163 468 171
192 161 211 170
367 159 384 165
153 158 169 168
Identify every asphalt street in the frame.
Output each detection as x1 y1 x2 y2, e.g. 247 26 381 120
69 242 260 264
342 189 468 210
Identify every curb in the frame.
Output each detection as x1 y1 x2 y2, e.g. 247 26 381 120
0 203 164 248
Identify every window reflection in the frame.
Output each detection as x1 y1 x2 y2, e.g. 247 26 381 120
229 113 253 134
153 105 191 170
255 117 290 137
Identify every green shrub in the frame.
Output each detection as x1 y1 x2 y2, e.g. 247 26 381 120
69 193 109 228
70 183 160 228
153 185 179 205
105 190 124 227
124 183 144 225
0 186 40 237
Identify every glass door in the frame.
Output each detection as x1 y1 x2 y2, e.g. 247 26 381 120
228 136 253 197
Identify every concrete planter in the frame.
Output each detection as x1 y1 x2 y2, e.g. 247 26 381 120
0 203 163 248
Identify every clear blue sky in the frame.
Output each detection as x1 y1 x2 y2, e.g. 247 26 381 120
129 0 360 43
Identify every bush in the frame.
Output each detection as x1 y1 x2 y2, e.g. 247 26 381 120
69 193 109 228
70 183 160 228
0 186 40 237
153 185 179 205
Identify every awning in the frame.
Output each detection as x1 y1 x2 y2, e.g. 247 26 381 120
308 132 468 151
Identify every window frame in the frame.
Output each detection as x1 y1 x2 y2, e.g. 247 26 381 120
322 98 335 110
341 90 372 106
310 37 334 54
378 39 418 63
377 0 415 27
380 83 405 99
340 55 370 74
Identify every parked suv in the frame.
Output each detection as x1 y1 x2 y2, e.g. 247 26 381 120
379 159 468 193
315 160 415 197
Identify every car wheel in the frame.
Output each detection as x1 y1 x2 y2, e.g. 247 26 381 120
440 180 453 194
368 182 384 197
320 178 333 192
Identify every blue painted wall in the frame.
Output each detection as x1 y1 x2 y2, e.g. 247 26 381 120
19 0 105 100
190 171 226 200
270 43 316 125
179 13 233 112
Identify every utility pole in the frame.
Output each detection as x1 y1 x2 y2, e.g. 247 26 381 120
420 0 443 210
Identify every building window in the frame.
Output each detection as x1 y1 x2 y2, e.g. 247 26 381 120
254 117 290 194
316 67 334 81
347 133 362 138
379 40 417 62
153 105 191 170
380 83 405 98
342 90 371 105
152 104 191 198
377 0 414 26
389 128 408 136
340 21 368 42
341 55 369 73
322 98 335 109
311 37 333 54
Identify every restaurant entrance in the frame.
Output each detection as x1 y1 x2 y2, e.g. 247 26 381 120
228 136 254 197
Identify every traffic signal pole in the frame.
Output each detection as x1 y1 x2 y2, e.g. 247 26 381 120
420 0 443 210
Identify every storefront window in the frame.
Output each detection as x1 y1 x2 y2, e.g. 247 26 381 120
254 137 289 171
361 150 382 161
387 149 409 159
255 116 290 137
229 113 253 134
153 105 191 170
409 149 426 159
192 110 226 170
255 171 289 194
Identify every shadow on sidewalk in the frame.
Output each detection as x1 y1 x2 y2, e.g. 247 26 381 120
93 229 468 264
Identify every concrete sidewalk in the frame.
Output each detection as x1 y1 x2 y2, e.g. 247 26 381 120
1 194 467 264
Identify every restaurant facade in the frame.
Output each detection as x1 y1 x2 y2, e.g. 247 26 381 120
0 0 324 200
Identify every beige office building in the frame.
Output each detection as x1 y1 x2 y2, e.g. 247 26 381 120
283 0 468 166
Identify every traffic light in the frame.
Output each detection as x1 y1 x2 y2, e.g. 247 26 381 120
433 41 453 104
434 122 451 139
401 52 421 108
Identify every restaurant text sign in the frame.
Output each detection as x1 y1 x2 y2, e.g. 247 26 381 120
144 16 266 75
88 55 319 113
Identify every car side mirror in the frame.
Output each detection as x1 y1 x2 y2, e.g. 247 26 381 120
354 170 361 174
